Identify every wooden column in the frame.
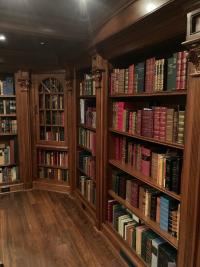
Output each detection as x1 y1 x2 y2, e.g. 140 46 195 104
15 71 33 189
92 53 109 229
178 9 200 267
66 65 76 192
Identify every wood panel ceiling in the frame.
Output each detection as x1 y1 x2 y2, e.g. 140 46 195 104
0 0 131 71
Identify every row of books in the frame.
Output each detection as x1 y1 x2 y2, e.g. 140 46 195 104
0 166 19 183
0 77 15 95
0 119 17 134
110 51 187 95
39 78 63 94
0 140 17 165
41 111 64 126
39 95 64 110
78 175 96 205
111 171 180 239
113 136 182 194
38 167 69 182
78 127 96 155
78 151 96 180
112 102 185 144
0 99 16 114
37 150 68 167
80 74 96 96
107 200 177 266
40 127 64 142
80 99 96 128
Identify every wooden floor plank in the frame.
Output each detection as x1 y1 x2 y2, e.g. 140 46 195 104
0 191 125 267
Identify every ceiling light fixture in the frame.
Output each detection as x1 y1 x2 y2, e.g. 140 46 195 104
146 3 157 13
0 34 6 42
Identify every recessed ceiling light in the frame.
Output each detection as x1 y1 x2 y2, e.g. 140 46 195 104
40 41 45 45
0 34 6 42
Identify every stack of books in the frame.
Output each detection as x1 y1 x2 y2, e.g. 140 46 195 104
37 150 68 167
0 76 15 95
38 167 69 182
78 150 95 180
80 99 96 128
107 201 177 265
0 166 18 183
113 136 182 193
0 99 16 114
78 127 96 155
110 51 187 95
79 175 96 205
112 102 185 144
0 140 17 165
80 74 96 96
0 119 17 134
111 171 180 239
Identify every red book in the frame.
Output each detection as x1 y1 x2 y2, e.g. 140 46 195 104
141 146 151 177
142 108 153 137
176 52 182 90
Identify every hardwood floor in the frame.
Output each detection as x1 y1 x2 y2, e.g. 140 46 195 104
0 190 125 267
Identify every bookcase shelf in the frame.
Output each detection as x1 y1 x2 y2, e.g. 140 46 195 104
109 90 187 98
109 190 178 249
0 163 16 167
35 144 68 151
0 95 16 98
0 133 17 136
0 180 21 187
78 144 96 156
0 114 16 117
109 129 184 150
109 159 181 201
78 124 96 132
77 167 96 182
38 164 68 170
78 95 96 99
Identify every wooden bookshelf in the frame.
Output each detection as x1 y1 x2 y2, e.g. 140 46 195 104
75 70 97 214
31 72 70 189
102 41 188 266
0 75 20 187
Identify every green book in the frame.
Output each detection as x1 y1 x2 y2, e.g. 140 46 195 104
167 53 177 91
